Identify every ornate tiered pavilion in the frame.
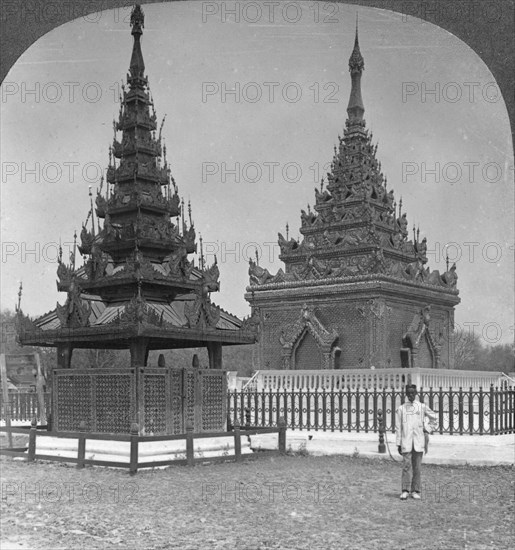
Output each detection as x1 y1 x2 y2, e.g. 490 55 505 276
17 6 256 434
246 26 460 371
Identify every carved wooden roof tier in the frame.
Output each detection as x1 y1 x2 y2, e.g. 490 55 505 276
248 26 459 297
18 5 256 349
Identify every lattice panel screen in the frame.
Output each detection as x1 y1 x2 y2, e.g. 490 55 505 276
54 373 92 431
184 369 198 431
169 369 183 434
95 374 134 434
199 370 227 432
53 369 135 434
142 372 168 435
53 367 227 435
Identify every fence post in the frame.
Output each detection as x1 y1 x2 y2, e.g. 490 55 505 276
322 388 327 432
377 410 386 454
458 387 464 435
468 388 474 435
478 386 484 434
278 416 286 455
77 421 87 469
46 411 53 432
356 387 361 433
186 421 194 466
233 419 242 462
27 417 37 462
448 387 454 435
438 387 444 434
489 384 495 435
129 423 139 475
261 389 266 427
245 408 251 430
364 388 369 433
494 386 500 434
226 413 233 432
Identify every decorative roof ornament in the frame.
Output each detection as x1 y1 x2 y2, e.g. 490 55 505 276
349 14 365 74
130 4 145 34
347 14 365 122
129 4 146 82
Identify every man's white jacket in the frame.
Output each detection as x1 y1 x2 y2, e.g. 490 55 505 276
395 400 438 453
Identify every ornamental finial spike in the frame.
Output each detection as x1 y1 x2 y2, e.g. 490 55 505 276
130 4 145 34
349 15 364 75
16 281 23 312
129 5 146 82
347 16 365 122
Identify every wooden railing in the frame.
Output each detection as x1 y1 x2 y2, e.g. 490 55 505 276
0 392 50 422
228 385 515 436
0 418 287 474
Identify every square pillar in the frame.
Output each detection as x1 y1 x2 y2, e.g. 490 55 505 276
207 342 223 369
130 338 150 368
56 344 73 368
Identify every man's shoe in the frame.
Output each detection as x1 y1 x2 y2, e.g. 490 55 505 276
411 492 421 500
400 491 409 500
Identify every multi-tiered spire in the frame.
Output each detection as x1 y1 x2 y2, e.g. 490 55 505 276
249 24 458 291
54 4 222 327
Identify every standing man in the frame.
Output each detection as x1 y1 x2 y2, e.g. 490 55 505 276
396 384 437 500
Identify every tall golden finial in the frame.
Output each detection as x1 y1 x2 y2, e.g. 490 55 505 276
286 222 289 241
255 248 259 265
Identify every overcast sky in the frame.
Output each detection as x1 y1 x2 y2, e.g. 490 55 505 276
1 1 513 345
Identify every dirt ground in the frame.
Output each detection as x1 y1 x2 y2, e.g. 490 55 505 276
0 453 513 549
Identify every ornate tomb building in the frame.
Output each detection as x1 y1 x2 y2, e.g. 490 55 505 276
246 26 460 371
17 6 256 434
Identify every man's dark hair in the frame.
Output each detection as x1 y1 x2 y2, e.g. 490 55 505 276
406 384 417 392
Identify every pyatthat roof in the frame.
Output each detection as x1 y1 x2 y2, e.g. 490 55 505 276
18 292 256 350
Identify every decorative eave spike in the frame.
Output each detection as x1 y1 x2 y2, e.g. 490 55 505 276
16 281 23 313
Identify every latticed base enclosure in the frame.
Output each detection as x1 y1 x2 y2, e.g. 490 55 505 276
52 367 227 435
